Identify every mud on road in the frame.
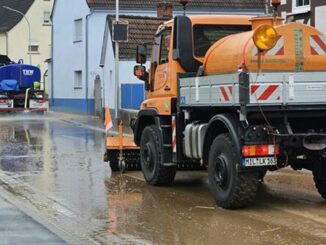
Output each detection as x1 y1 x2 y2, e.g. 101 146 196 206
0 114 325 244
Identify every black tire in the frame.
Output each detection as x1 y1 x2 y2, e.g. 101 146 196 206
313 169 326 200
258 170 267 182
109 150 120 172
140 125 176 186
208 134 259 209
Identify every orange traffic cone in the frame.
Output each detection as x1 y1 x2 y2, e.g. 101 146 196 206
104 107 113 132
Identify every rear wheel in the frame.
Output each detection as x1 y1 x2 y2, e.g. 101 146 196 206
108 150 119 172
140 125 176 185
258 170 267 182
208 133 259 209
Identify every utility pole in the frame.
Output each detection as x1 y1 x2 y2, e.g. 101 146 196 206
115 0 120 123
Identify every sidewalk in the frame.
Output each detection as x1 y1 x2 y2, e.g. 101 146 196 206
0 196 66 245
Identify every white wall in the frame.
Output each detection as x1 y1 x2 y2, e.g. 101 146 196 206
315 6 326 35
52 0 89 99
52 2 109 104
86 12 108 100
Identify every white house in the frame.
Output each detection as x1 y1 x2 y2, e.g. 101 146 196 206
50 0 265 115
274 0 326 35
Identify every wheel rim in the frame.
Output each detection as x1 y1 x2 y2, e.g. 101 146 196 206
142 143 154 171
213 155 229 190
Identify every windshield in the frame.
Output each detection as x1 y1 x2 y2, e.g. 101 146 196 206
193 24 252 57
0 55 11 66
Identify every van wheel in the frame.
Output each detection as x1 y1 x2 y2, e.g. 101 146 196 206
140 125 176 185
208 133 259 209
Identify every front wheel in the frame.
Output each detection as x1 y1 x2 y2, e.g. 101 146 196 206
208 134 259 209
313 164 326 199
140 125 176 186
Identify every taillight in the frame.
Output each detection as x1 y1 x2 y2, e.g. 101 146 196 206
0 99 6 103
242 144 279 157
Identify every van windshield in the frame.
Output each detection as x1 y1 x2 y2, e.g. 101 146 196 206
193 25 251 57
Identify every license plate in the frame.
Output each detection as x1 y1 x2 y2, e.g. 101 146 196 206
29 99 48 109
242 157 277 167
0 100 13 108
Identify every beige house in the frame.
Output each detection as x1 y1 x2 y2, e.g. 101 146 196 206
0 0 53 82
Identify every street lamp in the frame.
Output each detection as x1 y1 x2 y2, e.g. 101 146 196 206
2 5 32 65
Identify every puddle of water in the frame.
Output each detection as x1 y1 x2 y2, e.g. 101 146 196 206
0 117 325 245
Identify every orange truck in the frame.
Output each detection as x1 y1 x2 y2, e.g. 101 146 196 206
105 10 326 208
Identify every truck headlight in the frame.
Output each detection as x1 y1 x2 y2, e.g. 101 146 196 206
253 25 278 51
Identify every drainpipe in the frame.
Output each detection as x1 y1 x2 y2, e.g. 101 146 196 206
86 10 94 115
51 22 54 106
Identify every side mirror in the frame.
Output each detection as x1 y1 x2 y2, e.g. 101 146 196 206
134 65 148 80
173 16 201 72
136 44 147 64
134 65 150 90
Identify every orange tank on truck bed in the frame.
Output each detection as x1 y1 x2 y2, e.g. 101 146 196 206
105 10 326 209
204 16 326 74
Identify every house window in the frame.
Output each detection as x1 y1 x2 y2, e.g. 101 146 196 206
74 71 82 89
293 0 310 13
43 11 51 24
28 42 39 54
74 19 83 42
296 0 309 7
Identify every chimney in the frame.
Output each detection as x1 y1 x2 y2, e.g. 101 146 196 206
157 2 173 18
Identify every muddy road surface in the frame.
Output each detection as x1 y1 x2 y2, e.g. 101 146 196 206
0 114 325 244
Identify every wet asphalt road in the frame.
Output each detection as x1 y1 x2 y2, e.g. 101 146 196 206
0 114 325 245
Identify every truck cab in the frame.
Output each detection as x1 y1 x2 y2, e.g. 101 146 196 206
135 16 252 116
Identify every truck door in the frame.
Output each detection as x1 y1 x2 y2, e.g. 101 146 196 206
149 28 172 96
